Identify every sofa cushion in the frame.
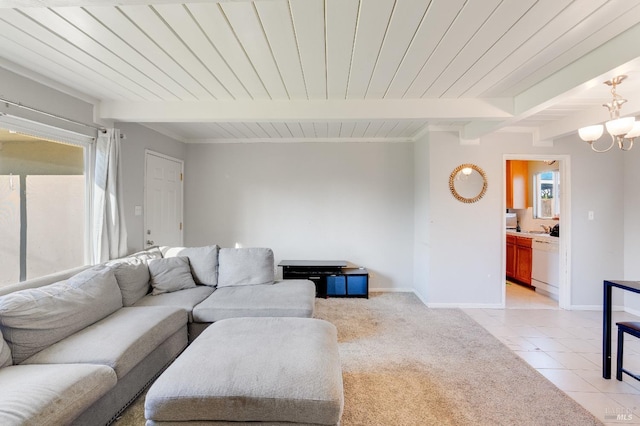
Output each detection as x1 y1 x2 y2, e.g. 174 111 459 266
148 257 197 295
163 245 219 287
133 286 215 322
22 306 187 379
192 280 315 323
107 257 150 306
217 248 275 287
0 363 117 426
0 265 123 364
0 330 11 368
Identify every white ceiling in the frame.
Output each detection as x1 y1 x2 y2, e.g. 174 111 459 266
1 0 640 143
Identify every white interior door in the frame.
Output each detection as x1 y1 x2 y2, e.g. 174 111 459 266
144 151 183 248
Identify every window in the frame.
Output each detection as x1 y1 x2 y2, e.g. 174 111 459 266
0 125 91 287
533 170 560 219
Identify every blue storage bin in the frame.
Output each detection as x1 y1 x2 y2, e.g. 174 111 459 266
326 275 346 296
347 275 368 296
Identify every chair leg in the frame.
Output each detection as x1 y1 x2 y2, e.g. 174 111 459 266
617 327 624 381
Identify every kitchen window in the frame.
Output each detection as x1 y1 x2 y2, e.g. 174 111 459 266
533 170 560 219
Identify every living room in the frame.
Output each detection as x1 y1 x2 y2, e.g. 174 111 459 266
2 1 640 424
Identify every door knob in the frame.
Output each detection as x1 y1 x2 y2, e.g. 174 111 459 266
146 240 155 245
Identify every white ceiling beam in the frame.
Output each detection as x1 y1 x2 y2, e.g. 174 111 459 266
0 0 280 7
514 22 640 117
97 98 513 122
461 22 640 140
538 96 640 142
186 136 415 144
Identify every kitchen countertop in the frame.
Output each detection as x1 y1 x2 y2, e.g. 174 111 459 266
506 229 559 242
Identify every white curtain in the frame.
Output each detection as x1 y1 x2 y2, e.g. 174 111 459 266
92 128 127 263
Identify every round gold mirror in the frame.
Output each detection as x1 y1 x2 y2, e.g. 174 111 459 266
449 164 488 203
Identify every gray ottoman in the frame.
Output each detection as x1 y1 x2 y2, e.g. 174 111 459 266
145 317 344 425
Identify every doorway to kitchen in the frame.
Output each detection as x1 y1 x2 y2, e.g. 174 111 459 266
503 154 571 310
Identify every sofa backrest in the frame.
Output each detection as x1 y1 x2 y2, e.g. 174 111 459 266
0 265 123 364
162 245 219 287
217 248 275 287
0 265 92 297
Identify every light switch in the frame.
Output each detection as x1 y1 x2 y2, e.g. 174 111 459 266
588 211 594 220
135 205 142 216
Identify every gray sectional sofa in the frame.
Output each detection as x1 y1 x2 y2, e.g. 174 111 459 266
0 246 316 426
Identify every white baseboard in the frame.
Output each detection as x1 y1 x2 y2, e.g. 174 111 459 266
371 289 504 309
624 306 640 317
425 302 504 309
369 288 415 293
369 288 428 306
570 304 622 311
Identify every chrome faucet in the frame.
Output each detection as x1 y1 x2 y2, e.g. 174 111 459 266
540 225 551 233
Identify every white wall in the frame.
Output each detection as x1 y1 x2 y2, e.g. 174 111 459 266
117 123 186 254
425 132 505 306
422 131 625 308
624 152 640 312
184 142 415 291
0 67 95 137
564 133 625 307
413 133 430 302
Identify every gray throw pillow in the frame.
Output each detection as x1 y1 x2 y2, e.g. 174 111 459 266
107 257 151 306
217 248 275 287
148 257 197 295
0 329 11 368
164 245 219 287
0 265 123 364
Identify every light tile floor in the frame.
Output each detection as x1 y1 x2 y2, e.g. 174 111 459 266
463 282 640 425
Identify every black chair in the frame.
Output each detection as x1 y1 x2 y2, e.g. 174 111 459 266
616 321 640 381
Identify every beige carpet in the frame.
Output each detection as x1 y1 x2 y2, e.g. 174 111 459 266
115 292 602 425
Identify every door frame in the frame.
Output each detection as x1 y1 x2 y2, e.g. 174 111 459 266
143 150 184 249
503 154 571 310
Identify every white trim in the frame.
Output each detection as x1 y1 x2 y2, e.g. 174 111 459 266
625 306 640 316
503 154 572 310
570 304 614 311
369 288 415 293
0 114 95 146
426 302 505 309
186 137 414 144
371 289 509 310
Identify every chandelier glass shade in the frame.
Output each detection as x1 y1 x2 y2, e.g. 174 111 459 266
578 75 638 152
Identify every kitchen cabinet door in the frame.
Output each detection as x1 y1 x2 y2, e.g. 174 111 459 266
506 160 529 209
515 238 532 286
506 236 516 279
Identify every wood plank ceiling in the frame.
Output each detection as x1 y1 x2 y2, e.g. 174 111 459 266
1 0 640 143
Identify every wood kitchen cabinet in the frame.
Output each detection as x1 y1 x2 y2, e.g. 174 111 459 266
506 234 532 286
506 160 529 209
506 235 516 278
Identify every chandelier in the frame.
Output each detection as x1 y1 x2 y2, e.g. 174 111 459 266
578 75 640 152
